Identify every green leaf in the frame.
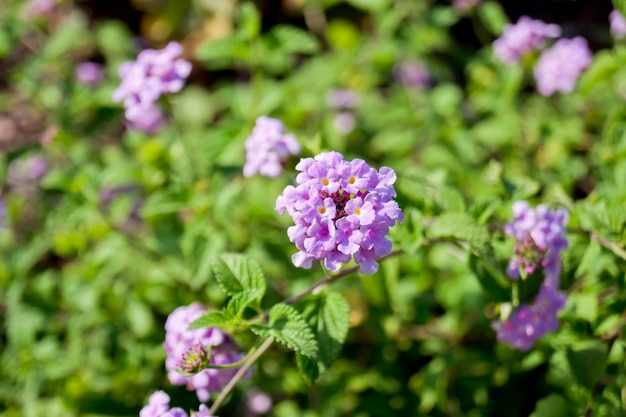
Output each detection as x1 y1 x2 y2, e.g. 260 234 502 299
188 310 233 330
468 252 510 302
195 35 247 62
251 304 318 360
296 353 320 385
211 254 267 299
566 346 607 390
530 394 569 417
477 1 508 35
427 213 489 249
226 289 264 318
141 189 187 218
297 292 351 379
578 50 618 95
270 25 321 54
239 2 261 40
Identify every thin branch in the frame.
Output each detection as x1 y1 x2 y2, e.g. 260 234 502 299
209 337 274 415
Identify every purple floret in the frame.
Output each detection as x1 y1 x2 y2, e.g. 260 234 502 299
276 151 403 274
243 116 301 178
164 303 249 403
533 37 592 96
493 16 561 64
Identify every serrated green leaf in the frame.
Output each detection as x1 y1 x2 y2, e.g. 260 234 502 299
296 353 319 385
566 346 607 390
270 25 321 54
211 254 266 299
317 293 350 372
293 292 351 382
188 310 233 330
251 304 318 360
468 252 510 302
427 213 489 249
226 289 264 318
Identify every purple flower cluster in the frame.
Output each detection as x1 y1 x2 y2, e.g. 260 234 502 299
393 61 430 88
243 116 301 178
275 151 403 274
492 277 566 351
139 391 214 417
113 41 191 134
493 201 569 351
493 16 561 64
504 201 568 280
610 10 626 38
164 303 248 402
534 37 592 96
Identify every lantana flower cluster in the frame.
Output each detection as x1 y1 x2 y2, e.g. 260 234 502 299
139 391 213 417
243 116 301 178
327 89 360 134
276 151 403 274
610 9 626 38
493 201 569 351
164 303 248 402
113 41 191 133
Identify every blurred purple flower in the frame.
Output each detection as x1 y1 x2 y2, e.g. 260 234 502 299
276 151 403 274
245 389 272 416
493 16 561 64
113 41 191 134
243 116 301 178
610 10 626 38
452 0 481 13
533 37 592 96
327 89 360 109
25 0 56 19
164 303 249 403
75 62 103 86
393 61 430 88
504 201 568 280
139 391 188 417
333 112 356 135
8 154 47 196
0 198 6 229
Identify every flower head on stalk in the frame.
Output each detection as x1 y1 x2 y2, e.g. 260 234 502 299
493 16 561 64
243 116 301 178
276 151 403 274
113 41 191 133
493 201 569 351
164 303 249 402
503 201 568 280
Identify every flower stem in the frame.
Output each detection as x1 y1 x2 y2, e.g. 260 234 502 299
209 337 274 415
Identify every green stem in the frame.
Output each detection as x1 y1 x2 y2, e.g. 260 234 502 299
209 337 274 415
